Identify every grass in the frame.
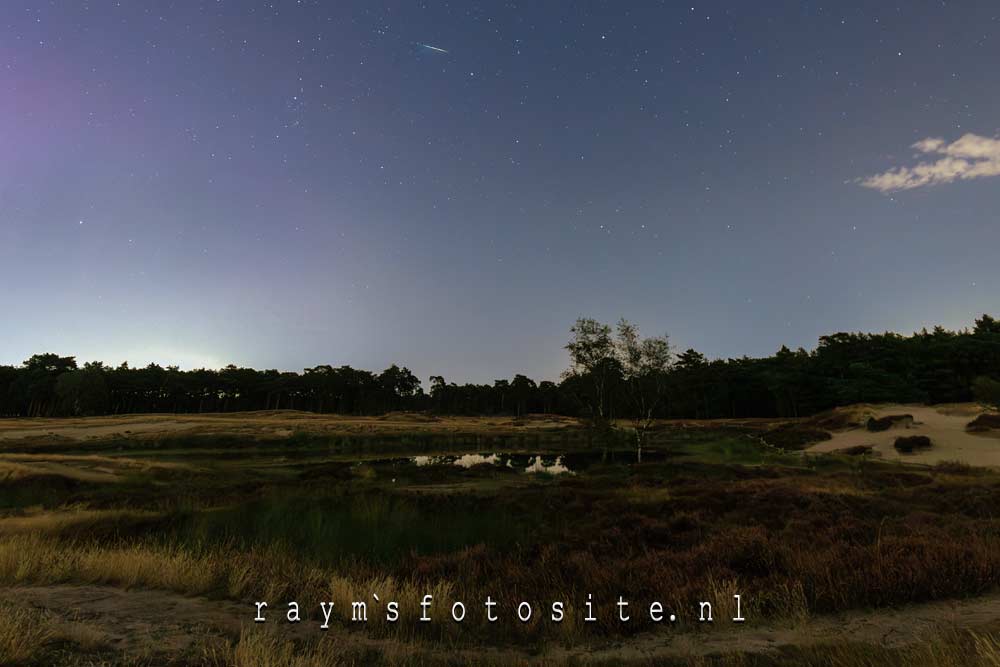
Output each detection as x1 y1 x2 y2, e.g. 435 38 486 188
174 491 533 566
660 632 1000 667
0 509 161 536
0 603 51 665
4 458 1000 641
198 626 1000 666
3 419 1000 664
11 615 1000 667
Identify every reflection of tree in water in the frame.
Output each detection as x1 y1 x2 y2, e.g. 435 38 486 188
410 453 574 474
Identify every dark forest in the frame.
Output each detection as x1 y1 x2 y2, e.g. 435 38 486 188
4 315 1000 420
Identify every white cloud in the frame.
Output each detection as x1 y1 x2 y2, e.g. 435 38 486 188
859 133 1000 192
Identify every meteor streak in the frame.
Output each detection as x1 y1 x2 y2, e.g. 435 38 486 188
418 43 449 54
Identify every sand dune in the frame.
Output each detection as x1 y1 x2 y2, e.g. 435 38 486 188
808 403 1000 466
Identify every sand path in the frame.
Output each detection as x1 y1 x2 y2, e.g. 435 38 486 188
6 584 1000 664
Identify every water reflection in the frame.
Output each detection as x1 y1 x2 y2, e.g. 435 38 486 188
454 453 501 468
523 455 572 475
412 452 574 475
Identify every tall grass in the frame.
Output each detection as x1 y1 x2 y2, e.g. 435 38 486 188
0 603 51 665
176 493 528 567
0 534 318 600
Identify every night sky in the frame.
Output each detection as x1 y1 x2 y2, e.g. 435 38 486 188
3 2 999 384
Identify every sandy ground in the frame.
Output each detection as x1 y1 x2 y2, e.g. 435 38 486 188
5 584 1000 663
3 585 249 657
807 404 1000 466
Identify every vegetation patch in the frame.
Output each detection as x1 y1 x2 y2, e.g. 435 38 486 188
0 603 51 665
3 414 1000 663
967 413 1000 432
761 425 832 450
894 435 933 453
867 414 915 432
833 445 875 457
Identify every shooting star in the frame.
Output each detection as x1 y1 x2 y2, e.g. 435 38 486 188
417 43 449 54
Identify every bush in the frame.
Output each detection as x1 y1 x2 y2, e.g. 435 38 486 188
973 376 1000 408
837 445 874 457
967 413 1000 432
894 435 932 453
867 414 914 432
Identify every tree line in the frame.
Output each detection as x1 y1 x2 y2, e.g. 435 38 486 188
2 314 1000 420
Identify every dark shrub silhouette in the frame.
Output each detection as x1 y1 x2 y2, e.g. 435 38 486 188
867 414 914 432
894 435 932 453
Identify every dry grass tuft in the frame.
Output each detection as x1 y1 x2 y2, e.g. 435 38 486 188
0 603 51 665
53 620 108 652
202 628 391 667
0 534 223 594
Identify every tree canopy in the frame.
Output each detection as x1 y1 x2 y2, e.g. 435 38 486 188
2 315 999 419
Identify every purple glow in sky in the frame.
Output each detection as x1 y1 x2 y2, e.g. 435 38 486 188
2 2 999 383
